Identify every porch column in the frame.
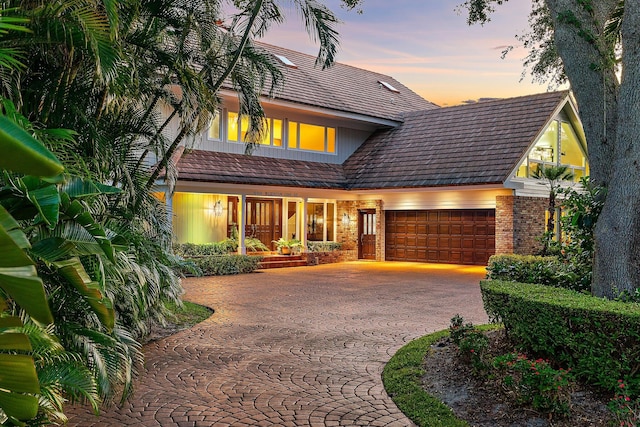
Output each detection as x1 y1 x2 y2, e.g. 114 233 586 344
239 194 247 255
301 198 308 249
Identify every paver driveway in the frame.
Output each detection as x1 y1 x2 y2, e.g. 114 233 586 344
66 261 488 426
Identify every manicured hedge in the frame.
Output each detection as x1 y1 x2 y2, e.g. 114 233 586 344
189 254 262 276
486 254 588 292
173 241 236 257
481 280 640 394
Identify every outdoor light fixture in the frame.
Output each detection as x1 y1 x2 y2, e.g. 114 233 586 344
213 200 224 217
341 213 350 227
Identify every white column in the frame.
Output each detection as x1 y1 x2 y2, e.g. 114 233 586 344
239 194 247 255
301 198 308 248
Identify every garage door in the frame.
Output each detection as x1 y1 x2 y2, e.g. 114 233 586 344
385 209 495 265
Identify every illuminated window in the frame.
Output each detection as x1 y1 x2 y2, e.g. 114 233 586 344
209 110 221 140
228 112 283 147
515 119 588 182
307 202 336 241
288 121 336 153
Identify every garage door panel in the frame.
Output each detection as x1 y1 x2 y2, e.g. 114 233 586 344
386 209 495 265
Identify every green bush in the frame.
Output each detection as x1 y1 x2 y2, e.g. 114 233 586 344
173 241 236 257
486 254 588 292
493 353 573 414
306 241 342 252
190 254 262 276
481 280 640 395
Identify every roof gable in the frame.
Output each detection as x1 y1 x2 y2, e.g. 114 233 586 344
343 91 571 189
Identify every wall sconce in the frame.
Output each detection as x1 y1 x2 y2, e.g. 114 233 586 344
341 213 351 227
213 200 224 217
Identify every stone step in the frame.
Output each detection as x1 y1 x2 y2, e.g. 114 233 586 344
258 254 308 269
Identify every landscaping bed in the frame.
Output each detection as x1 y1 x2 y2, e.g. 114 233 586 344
422 329 611 426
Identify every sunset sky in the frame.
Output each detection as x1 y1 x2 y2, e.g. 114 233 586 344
259 0 557 106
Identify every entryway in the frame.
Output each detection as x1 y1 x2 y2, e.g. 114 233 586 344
358 209 376 259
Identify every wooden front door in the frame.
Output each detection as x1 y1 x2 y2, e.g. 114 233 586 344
246 198 282 250
358 210 376 260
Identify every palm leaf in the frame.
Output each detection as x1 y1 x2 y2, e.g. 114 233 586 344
52 257 114 330
0 116 64 177
0 205 53 325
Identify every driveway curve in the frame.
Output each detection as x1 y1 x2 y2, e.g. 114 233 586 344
67 261 488 426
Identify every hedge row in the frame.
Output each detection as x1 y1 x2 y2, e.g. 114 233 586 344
180 254 262 276
486 254 589 292
174 241 236 257
481 279 640 394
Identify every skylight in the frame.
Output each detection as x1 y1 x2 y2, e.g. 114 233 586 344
274 54 297 68
378 80 400 93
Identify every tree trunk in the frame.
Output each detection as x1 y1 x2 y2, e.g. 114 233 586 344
592 1 640 297
546 0 618 187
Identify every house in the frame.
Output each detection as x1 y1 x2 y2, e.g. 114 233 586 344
161 44 588 266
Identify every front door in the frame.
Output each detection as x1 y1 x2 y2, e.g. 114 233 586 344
246 198 282 250
358 210 376 260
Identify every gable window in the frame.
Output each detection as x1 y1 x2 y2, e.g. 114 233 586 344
516 119 588 182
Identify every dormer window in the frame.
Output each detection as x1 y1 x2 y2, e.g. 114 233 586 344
275 54 297 69
378 80 400 93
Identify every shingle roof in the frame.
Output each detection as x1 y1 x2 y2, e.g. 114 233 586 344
249 44 439 121
176 150 347 189
343 91 570 189
175 92 570 190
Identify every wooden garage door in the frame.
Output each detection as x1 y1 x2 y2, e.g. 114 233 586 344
385 209 495 265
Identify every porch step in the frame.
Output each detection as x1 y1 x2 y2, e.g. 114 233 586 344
258 254 308 269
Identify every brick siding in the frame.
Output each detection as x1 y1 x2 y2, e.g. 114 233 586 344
496 195 547 255
337 200 383 261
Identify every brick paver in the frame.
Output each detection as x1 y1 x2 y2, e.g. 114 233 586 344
66 261 488 426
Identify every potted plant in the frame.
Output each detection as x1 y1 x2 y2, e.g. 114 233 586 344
272 237 302 255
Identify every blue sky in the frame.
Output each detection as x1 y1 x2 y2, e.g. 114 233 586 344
260 0 555 106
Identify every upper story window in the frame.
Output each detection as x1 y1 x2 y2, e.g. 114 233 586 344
288 121 336 153
208 110 221 140
218 111 336 154
227 112 283 147
515 119 588 182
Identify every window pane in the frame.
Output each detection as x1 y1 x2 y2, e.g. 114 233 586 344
530 121 558 163
299 123 326 152
259 118 270 145
272 119 283 147
560 122 586 169
239 115 249 142
209 111 221 140
307 203 324 241
227 112 239 141
326 203 334 241
288 121 298 149
327 128 336 153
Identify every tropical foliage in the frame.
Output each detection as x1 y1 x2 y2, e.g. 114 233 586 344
0 0 353 423
460 0 640 298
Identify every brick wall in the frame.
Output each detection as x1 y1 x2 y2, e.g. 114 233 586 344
496 195 547 255
336 200 383 261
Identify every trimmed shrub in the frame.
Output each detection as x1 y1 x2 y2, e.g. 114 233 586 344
481 280 640 395
173 241 236 257
486 254 587 292
307 241 342 252
189 254 262 276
